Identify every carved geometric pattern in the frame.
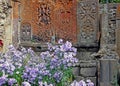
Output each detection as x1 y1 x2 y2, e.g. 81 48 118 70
35 1 54 42
38 3 51 25
77 0 99 47
20 23 31 42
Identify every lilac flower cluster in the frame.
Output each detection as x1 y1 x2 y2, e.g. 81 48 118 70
38 81 53 86
0 39 93 86
8 78 17 86
38 39 78 84
23 67 39 84
53 71 63 83
0 76 7 86
0 60 15 75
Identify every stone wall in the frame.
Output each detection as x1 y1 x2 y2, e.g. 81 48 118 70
0 0 13 52
1 1 120 85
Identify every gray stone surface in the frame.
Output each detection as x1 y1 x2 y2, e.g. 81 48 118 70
100 59 118 86
79 61 96 68
80 67 96 77
77 52 94 60
77 0 99 47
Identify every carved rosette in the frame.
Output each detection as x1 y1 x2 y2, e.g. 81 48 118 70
77 0 99 47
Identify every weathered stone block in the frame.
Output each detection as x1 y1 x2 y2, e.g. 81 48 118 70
80 67 96 77
79 61 96 68
77 52 94 60
100 59 118 86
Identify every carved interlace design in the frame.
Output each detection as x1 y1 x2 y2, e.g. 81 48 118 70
77 0 98 46
38 3 51 25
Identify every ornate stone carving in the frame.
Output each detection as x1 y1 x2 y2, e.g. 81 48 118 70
77 0 99 47
20 23 31 42
34 1 54 42
38 3 51 25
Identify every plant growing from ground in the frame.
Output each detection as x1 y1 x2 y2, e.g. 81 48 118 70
0 39 79 86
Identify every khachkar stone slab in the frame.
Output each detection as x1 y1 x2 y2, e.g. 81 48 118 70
77 0 99 47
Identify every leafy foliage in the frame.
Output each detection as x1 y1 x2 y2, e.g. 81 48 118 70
99 0 120 3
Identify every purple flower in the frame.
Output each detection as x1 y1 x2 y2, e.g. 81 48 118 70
65 41 72 49
86 79 94 86
53 71 63 82
0 76 7 86
58 39 63 44
38 63 46 69
79 80 86 86
23 67 39 84
8 45 16 51
8 78 17 86
47 43 53 51
28 48 35 57
22 81 31 86
60 45 66 51
40 51 50 60
71 80 80 86
38 81 43 86
21 47 27 54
